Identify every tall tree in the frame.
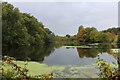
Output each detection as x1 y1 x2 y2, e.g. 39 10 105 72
2 2 54 46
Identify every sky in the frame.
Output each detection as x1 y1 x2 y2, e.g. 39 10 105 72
5 1 118 36
2 0 120 2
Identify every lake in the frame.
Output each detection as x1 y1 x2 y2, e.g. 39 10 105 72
2 43 119 78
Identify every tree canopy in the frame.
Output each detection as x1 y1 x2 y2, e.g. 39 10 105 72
76 26 116 44
2 2 55 46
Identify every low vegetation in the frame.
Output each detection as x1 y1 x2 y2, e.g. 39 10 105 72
95 59 120 80
2 56 53 79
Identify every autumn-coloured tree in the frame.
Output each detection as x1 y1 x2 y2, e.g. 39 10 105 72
77 26 99 44
76 26 117 44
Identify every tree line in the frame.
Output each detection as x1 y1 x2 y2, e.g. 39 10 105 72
2 2 120 46
55 25 120 45
2 2 55 46
77 26 117 44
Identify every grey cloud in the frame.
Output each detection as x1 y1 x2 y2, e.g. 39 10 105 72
11 2 118 35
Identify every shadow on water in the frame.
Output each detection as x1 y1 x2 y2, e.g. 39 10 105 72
77 48 100 58
3 44 55 62
74 43 118 59
2 43 119 64
2 43 120 78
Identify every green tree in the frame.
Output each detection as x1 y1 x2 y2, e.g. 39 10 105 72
2 2 54 46
66 34 70 38
78 25 84 31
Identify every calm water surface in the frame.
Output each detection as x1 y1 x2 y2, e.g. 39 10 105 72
3 44 117 66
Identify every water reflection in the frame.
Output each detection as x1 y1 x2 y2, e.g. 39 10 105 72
76 43 118 58
3 44 55 62
2 43 118 65
77 48 100 58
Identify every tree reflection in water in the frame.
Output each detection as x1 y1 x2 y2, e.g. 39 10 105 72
3 44 55 62
76 43 118 58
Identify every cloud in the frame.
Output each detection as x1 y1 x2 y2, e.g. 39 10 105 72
10 2 118 35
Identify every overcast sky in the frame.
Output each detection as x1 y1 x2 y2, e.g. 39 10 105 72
10 2 118 36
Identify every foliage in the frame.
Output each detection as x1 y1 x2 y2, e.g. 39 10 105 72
66 34 71 38
76 26 116 44
55 35 77 45
102 27 120 35
2 2 54 46
55 26 117 46
77 26 98 43
116 28 120 47
2 56 53 79
95 59 120 79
